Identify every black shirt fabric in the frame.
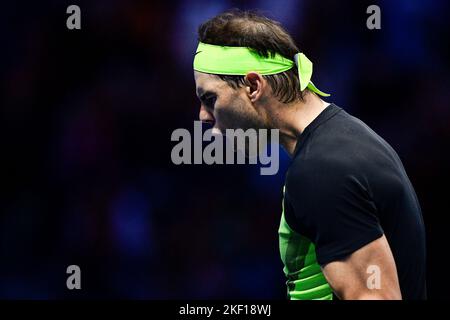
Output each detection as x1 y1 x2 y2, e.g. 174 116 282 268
283 103 426 299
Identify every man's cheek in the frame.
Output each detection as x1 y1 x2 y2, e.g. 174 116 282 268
214 106 235 130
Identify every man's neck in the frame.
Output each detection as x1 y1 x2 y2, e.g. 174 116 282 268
268 92 330 156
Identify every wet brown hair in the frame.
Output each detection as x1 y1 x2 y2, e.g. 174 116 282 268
197 9 306 103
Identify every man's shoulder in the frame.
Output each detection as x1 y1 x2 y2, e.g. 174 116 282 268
292 108 392 172
286 109 387 189
309 107 383 152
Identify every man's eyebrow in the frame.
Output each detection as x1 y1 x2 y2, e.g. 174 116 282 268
197 88 215 101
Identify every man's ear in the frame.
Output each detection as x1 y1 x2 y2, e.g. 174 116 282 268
244 71 265 103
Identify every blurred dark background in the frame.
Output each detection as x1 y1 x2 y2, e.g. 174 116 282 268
1 0 449 299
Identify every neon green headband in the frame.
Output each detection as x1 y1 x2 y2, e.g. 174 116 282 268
193 42 330 97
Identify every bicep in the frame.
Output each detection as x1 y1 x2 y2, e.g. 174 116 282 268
321 234 402 300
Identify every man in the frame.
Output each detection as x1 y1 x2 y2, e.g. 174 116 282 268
192 9 426 300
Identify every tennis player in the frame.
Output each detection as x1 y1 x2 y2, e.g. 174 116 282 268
192 9 426 300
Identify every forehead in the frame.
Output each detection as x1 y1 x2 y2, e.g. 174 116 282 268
194 71 230 96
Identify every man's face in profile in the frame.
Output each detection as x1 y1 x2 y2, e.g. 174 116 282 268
194 71 270 157
194 71 266 134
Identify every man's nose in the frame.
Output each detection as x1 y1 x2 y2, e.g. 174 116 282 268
199 105 215 124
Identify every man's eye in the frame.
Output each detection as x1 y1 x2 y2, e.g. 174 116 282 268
204 96 216 108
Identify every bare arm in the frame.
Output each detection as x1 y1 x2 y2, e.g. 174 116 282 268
321 235 402 300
